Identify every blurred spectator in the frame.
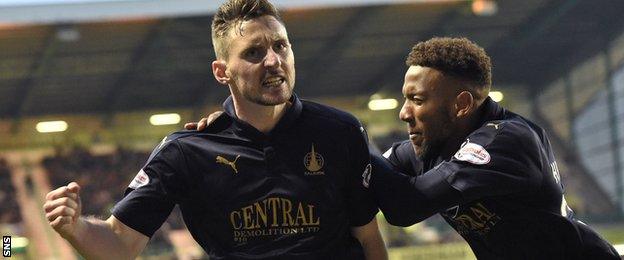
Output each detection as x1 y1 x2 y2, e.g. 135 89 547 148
42 146 187 226
42 146 195 256
43 147 149 216
0 158 21 224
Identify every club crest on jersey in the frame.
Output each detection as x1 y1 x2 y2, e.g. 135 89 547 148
216 155 240 174
454 139 490 165
304 144 325 176
129 169 149 189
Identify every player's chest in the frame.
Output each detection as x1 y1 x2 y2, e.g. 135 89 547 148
188 140 350 203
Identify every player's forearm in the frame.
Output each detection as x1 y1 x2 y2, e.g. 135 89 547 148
372 171 430 225
360 235 388 260
371 155 460 226
63 217 140 260
351 217 388 260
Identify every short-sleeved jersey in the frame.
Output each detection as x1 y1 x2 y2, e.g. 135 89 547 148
113 94 377 259
372 97 619 259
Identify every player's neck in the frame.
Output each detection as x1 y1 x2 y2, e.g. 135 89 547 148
232 98 291 134
440 105 485 159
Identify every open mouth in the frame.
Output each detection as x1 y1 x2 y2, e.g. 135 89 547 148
408 131 423 145
262 76 285 88
408 131 421 138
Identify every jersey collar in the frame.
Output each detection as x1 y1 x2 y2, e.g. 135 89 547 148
423 97 507 170
222 93 303 140
478 96 507 124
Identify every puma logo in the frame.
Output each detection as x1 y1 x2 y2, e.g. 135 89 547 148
486 122 501 129
216 155 241 174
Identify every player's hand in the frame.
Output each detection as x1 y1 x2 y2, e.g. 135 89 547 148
43 182 83 238
184 111 223 131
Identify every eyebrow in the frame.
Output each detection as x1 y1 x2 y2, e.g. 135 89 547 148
403 88 426 97
270 33 288 41
248 32 287 43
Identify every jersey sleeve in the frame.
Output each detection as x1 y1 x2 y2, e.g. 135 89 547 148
345 123 379 226
372 121 542 226
112 136 189 237
441 121 543 201
382 141 423 176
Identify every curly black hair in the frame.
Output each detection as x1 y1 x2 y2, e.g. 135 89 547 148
406 37 492 97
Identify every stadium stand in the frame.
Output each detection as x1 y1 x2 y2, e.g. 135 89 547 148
42 147 146 216
40 147 193 257
0 158 21 224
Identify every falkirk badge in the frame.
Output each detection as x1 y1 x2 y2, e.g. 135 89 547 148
304 144 325 175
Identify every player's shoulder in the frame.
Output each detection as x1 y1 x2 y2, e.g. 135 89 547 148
300 99 362 129
169 113 237 143
148 130 199 156
155 113 241 150
163 129 213 144
383 140 413 159
470 115 543 148
166 130 203 141
383 140 420 174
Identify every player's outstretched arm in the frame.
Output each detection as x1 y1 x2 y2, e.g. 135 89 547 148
370 155 462 226
351 216 388 260
43 182 149 259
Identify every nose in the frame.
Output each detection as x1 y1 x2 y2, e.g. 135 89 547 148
399 101 414 123
264 48 282 69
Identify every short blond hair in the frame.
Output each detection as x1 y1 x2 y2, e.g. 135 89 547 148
211 0 283 60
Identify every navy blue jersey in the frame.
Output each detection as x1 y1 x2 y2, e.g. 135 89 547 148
113 94 377 259
371 97 618 259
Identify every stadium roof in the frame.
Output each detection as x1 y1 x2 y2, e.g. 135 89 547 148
0 0 623 119
0 0 452 24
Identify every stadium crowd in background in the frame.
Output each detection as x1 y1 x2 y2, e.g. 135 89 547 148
0 158 21 224
42 147 180 256
42 148 145 216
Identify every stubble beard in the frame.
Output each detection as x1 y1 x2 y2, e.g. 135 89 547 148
415 111 455 162
232 73 294 106
244 85 293 106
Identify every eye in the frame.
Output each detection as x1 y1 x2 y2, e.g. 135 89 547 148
244 47 262 59
405 95 424 105
274 41 288 51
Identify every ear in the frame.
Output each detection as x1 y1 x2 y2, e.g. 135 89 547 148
454 91 474 118
212 60 229 85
